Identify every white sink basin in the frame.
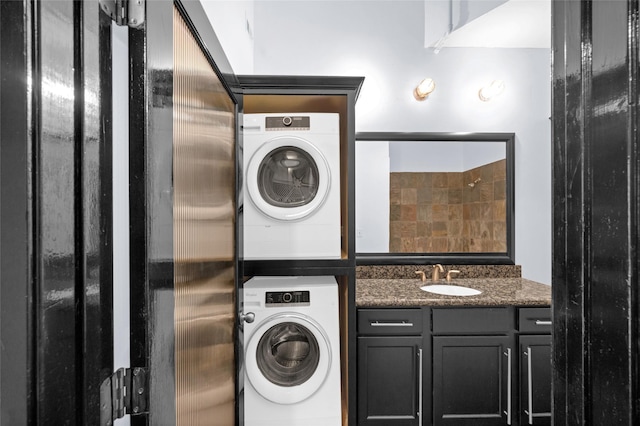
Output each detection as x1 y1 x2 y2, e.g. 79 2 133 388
420 284 482 297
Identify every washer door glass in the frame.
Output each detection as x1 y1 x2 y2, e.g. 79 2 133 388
245 314 332 404
256 322 319 386
258 147 319 208
246 136 331 221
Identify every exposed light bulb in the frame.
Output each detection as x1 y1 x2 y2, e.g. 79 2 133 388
479 80 506 102
414 78 436 101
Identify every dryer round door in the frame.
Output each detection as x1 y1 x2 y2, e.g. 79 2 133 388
245 313 333 404
246 136 331 221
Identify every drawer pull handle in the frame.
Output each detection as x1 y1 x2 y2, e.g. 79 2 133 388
526 347 534 424
418 348 423 424
370 321 414 327
503 348 512 425
534 320 552 326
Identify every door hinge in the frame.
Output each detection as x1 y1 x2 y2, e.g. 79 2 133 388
100 367 149 425
99 0 145 28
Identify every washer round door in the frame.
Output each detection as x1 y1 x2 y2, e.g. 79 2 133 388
245 313 333 404
246 136 331 221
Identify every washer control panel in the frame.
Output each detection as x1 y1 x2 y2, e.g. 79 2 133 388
265 290 310 307
265 115 310 131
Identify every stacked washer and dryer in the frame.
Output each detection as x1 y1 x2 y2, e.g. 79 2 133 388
241 113 343 425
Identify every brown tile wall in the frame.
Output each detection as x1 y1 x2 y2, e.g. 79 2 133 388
389 159 506 253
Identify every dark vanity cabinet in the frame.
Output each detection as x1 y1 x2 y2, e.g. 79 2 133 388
518 309 552 426
357 306 551 426
432 308 516 426
357 309 428 425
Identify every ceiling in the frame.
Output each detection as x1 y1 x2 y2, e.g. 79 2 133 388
428 0 551 49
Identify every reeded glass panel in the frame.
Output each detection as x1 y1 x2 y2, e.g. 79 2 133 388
173 6 236 425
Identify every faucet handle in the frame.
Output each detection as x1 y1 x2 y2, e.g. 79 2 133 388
415 270 427 282
446 270 461 282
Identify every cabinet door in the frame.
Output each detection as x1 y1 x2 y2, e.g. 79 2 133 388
519 335 551 425
433 336 514 426
358 336 423 425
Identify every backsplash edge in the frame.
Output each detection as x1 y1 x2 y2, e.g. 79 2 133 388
356 264 521 279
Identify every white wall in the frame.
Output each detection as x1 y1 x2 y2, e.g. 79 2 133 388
424 0 508 47
201 1 255 74
390 142 465 172
112 23 131 426
355 141 390 252
249 1 551 284
462 142 505 171
388 141 505 172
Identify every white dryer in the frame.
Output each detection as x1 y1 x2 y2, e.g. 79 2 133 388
242 276 342 426
242 113 341 259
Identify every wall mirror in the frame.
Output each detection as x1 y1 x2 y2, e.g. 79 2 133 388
355 132 515 265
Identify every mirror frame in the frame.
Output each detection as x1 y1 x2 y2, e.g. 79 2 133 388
355 132 515 265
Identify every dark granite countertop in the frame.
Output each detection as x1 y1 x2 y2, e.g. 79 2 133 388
356 278 551 307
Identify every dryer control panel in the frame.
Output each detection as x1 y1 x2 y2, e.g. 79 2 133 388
265 290 310 307
265 115 310 131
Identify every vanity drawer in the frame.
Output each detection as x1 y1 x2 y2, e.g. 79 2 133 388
518 307 552 333
432 307 514 334
357 309 423 335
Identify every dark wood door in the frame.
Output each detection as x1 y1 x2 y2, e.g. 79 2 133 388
433 335 514 426
519 335 551 426
128 1 239 425
357 336 423 425
1 1 113 424
552 0 640 423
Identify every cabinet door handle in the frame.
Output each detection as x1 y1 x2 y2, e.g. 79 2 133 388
418 348 423 425
534 320 552 326
370 321 414 327
525 347 534 424
503 348 512 425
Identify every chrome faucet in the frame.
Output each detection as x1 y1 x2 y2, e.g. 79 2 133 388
432 264 444 281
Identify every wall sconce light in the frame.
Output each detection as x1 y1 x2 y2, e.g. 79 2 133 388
479 80 505 102
414 78 436 101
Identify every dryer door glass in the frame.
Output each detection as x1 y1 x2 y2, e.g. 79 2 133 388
256 322 320 387
257 146 319 208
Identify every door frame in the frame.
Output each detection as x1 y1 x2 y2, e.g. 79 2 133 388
552 0 640 423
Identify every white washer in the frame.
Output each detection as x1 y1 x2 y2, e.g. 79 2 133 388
243 276 342 426
242 113 341 259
